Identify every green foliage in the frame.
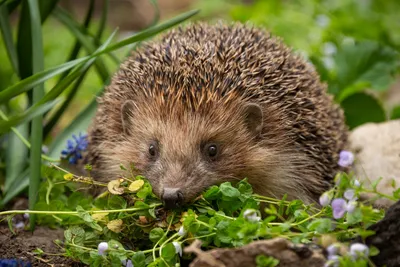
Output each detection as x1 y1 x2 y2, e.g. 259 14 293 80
1 165 395 266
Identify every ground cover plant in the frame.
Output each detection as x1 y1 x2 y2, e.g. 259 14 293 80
1 151 398 266
1 0 400 266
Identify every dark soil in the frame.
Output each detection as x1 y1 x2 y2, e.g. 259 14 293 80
0 225 83 266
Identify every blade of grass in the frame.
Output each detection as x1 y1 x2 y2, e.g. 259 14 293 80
54 0 95 84
0 29 117 133
48 97 98 158
0 56 90 104
42 0 96 132
53 6 109 82
0 100 60 134
28 0 44 230
101 9 199 54
4 123 28 192
43 0 113 138
0 9 199 104
149 0 160 27
0 167 30 208
0 109 59 162
0 3 19 76
43 69 90 138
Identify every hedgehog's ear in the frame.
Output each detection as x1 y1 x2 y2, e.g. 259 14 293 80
243 103 263 138
121 100 136 135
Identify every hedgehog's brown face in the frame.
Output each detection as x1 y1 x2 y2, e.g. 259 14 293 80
118 99 266 209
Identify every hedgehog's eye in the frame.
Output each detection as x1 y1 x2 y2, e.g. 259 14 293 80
204 143 219 160
148 141 159 159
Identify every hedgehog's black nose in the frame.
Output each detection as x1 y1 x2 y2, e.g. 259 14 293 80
162 188 184 209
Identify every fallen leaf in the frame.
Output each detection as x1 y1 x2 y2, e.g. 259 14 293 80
128 180 145 192
107 180 124 195
107 219 123 233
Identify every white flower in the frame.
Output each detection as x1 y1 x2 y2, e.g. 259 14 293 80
326 243 340 256
173 241 182 257
319 193 331 207
350 243 369 259
315 14 330 28
324 254 340 267
323 42 337 56
178 226 186 236
344 189 357 201
243 209 261 222
14 221 25 229
346 201 357 213
353 179 361 187
97 242 108 255
23 213 30 219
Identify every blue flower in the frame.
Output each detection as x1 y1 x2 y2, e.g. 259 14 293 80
0 259 31 267
61 133 88 164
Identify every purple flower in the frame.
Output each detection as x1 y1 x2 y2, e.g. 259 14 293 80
121 259 134 267
331 198 347 219
350 243 369 259
319 193 331 207
61 133 88 164
338 150 354 167
0 259 31 267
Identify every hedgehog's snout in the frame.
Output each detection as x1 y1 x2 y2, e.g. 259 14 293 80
162 188 184 209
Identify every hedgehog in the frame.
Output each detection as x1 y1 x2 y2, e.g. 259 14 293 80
82 22 348 209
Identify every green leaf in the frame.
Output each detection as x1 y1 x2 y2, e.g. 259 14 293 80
101 9 199 54
390 105 400 120
0 56 89 104
0 99 60 134
27 0 45 230
4 123 28 192
0 4 19 74
306 218 332 234
64 226 85 245
161 243 176 260
340 92 386 129
132 251 146 267
149 227 164 243
0 9 199 104
219 182 240 199
203 185 220 200
0 167 29 207
334 41 399 99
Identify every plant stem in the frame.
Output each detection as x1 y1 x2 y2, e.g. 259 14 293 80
0 204 162 217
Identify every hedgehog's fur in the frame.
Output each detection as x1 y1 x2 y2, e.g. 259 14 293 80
83 22 348 204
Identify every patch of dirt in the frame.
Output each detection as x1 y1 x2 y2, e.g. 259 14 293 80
0 225 83 266
185 238 327 267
